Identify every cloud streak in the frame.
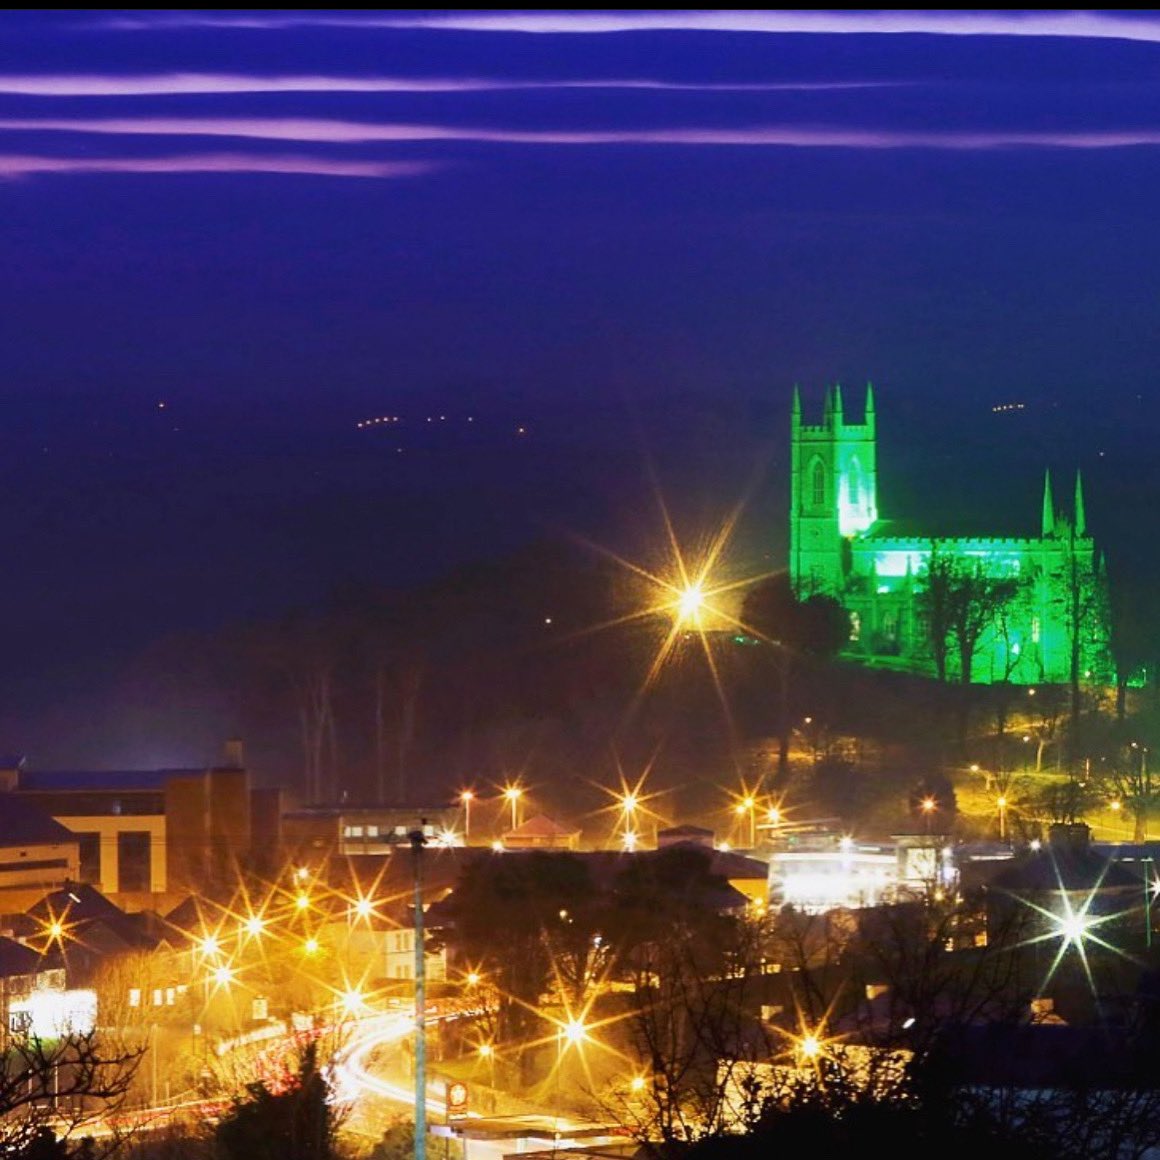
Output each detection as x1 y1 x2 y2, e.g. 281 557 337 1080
0 73 897 98
0 152 433 179
95 10 1160 45
5 115 1160 152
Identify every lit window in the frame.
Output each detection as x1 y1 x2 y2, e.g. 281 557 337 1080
152 989 163 1007
811 460 826 507
166 988 175 1006
128 988 141 1008
367 825 379 837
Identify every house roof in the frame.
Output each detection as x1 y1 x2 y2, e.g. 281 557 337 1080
709 850 770 880
657 824 714 838
0 796 79 847
989 845 1140 893
505 814 580 839
0 934 55 978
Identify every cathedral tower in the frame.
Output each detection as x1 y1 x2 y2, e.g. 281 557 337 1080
789 383 879 595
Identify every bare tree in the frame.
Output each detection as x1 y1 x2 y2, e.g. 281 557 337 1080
916 543 1023 686
0 1026 145 1156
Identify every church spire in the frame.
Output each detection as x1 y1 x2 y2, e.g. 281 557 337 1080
1041 470 1055 537
1074 470 1086 537
792 383 801 423
832 382 844 424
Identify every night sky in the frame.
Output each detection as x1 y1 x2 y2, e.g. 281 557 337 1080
3 10 1160 764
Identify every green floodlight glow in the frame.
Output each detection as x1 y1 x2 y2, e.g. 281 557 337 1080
788 386 1114 686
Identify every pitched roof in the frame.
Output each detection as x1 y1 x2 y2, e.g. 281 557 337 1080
0 934 54 978
0 796 79 847
505 814 580 839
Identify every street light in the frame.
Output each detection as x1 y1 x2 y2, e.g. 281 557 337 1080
459 791 474 844
920 796 936 836
1144 856 1155 951
503 786 523 831
997 795 1008 841
408 822 431 1160
735 797 756 849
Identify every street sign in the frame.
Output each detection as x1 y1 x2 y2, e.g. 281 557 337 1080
445 1080 468 1119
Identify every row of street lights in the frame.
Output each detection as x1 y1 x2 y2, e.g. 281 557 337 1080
458 787 525 841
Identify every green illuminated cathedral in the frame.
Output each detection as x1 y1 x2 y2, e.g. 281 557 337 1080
789 385 1113 685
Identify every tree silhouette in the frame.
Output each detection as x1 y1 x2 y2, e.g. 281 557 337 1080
740 574 850 777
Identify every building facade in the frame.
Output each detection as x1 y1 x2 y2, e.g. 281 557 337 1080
789 385 1113 684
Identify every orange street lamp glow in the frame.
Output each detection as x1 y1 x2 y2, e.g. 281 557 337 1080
478 1043 493 1058
800 1034 821 1059
354 898 374 919
1111 800 1123 812
563 1018 587 1046
295 866 310 882
48 921 65 942
503 786 523 829
243 916 265 938
211 965 234 986
460 790 474 842
199 935 221 957
675 582 704 625
466 972 481 987
303 937 320 955
295 892 310 911
340 989 366 1014
630 1075 646 1093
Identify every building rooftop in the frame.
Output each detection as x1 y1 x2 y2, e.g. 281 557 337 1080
0 795 79 847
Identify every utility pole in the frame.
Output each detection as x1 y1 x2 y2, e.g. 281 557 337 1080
411 822 430 1160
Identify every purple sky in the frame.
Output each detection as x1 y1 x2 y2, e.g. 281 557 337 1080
2 10 1160 760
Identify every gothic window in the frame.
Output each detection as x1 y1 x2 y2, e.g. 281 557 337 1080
847 457 862 507
811 459 826 507
1031 616 1041 643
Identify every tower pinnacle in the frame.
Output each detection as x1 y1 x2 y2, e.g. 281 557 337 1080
1041 470 1055 537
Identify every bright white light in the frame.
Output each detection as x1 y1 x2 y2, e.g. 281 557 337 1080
676 583 704 622
10 989 97 1037
622 830 639 852
354 898 374 919
563 1018 587 1045
244 916 265 937
1057 913 1090 945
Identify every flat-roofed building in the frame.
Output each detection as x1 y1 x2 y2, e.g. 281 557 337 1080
0 743 275 908
0 797 79 912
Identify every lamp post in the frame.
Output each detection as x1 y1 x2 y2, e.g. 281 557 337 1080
409 822 430 1160
460 791 474 844
503 787 522 832
920 796 936 837
735 797 756 849
1144 856 1155 951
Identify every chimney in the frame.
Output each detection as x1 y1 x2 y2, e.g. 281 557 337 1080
222 738 245 769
